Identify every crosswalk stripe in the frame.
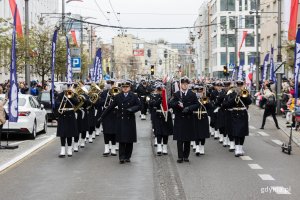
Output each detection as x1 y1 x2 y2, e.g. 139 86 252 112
270 186 291 195
272 140 283 146
240 156 253 160
257 131 270 136
248 164 263 169
249 126 256 130
258 174 275 181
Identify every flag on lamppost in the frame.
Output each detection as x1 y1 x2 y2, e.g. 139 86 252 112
93 48 102 82
237 62 244 81
8 6 19 122
294 28 300 104
288 0 299 40
269 45 276 82
51 29 59 110
66 36 72 83
262 53 270 81
8 0 23 37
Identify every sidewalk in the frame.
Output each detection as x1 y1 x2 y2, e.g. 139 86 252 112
252 105 300 147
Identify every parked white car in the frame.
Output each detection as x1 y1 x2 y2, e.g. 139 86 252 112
0 94 48 139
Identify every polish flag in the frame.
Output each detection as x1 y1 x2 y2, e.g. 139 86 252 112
288 0 299 40
238 31 248 58
8 0 23 37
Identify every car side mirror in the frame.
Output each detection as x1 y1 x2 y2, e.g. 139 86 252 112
40 104 44 110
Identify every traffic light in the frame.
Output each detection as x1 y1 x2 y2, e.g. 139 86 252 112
164 50 168 58
147 49 151 57
223 66 228 76
145 60 148 65
151 65 155 75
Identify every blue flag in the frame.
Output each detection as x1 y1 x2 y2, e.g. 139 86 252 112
93 48 102 82
51 29 58 110
269 45 276 82
262 53 270 81
237 61 244 81
294 28 300 103
9 6 19 122
66 36 72 83
231 67 236 80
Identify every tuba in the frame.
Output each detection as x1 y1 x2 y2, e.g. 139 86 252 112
88 83 101 104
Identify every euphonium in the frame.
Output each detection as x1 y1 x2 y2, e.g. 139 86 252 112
74 95 86 112
88 83 101 104
89 92 99 104
90 83 101 94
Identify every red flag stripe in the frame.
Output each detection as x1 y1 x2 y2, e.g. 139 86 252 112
238 31 248 58
288 0 299 41
8 0 23 37
70 30 78 47
161 88 168 112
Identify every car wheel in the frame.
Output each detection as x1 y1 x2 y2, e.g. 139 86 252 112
29 121 37 140
41 117 48 134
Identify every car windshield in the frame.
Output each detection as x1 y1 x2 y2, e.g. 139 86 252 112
40 93 50 101
0 97 26 107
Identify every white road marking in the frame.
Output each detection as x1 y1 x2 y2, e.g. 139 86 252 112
248 164 263 169
0 135 56 173
9 141 26 146
258 174 275 181
249 125 256 130
272 140 283 146
240 156 253 160
257 131 270 136
270 186 291 195
249 133 256 136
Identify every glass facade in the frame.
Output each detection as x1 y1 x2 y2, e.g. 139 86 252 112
220 0 236 11
245 15 255 29
246 34 255 47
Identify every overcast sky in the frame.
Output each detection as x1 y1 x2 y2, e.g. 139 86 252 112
65 0 204 44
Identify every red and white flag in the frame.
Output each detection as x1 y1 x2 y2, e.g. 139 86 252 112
161 88 168 122
288 0 299 40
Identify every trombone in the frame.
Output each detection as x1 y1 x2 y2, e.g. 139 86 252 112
103 86 121 108
58 90 75 114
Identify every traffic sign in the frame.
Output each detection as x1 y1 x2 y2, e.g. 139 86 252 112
72 57 81 73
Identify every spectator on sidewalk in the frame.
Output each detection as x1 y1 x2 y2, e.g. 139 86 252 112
0 95 8 136
260 86 280 130
30 83 39 96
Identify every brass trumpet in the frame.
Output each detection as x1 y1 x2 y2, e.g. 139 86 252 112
240 88 249 98
201 96 209 105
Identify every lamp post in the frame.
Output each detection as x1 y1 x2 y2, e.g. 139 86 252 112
24 0 30 92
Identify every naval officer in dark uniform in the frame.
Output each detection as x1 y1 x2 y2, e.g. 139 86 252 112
169 77 199 163
101 80 141 164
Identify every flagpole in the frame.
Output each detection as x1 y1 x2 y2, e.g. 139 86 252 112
25 0 30 93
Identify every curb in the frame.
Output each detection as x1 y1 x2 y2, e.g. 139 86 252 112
0 135 56 173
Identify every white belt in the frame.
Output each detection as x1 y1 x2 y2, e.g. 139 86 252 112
62 108 74 111
232 107 246 111
193 111 207 114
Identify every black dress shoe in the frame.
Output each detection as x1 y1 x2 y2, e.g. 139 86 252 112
125 159 131 163
183 158 189 162
177 158 183 163
119 160 125 164
111 153 117 156
196 152 200 156
58 154 65 158
276 126 280 129
260 127 264 129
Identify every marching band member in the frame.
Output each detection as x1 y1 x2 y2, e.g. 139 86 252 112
226 80 252 157
100 80 141 164
56 84 79 158
214 82 226 144
99 80 118 156
221 81 232 147
149 84 173 155
137 80 151 120
193 85 211 156
170 77 199 163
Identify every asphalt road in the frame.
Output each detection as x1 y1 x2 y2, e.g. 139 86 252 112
0 106 299 200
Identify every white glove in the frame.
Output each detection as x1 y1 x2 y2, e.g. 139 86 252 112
75 113 78 119
214 107 220 113
81 110 85 119
95 110 98 117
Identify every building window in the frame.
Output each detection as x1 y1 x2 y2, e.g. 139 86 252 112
250 0 256 10
221 52 227 65
245 15 254 29
229 16 236 29
221 35 236 47
239 0 243 11
221 0 236 11
246 34 255 47
245 0 248 10
221 16 227 28
230 52 235 64
240 52 245 65
248 53 256 65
